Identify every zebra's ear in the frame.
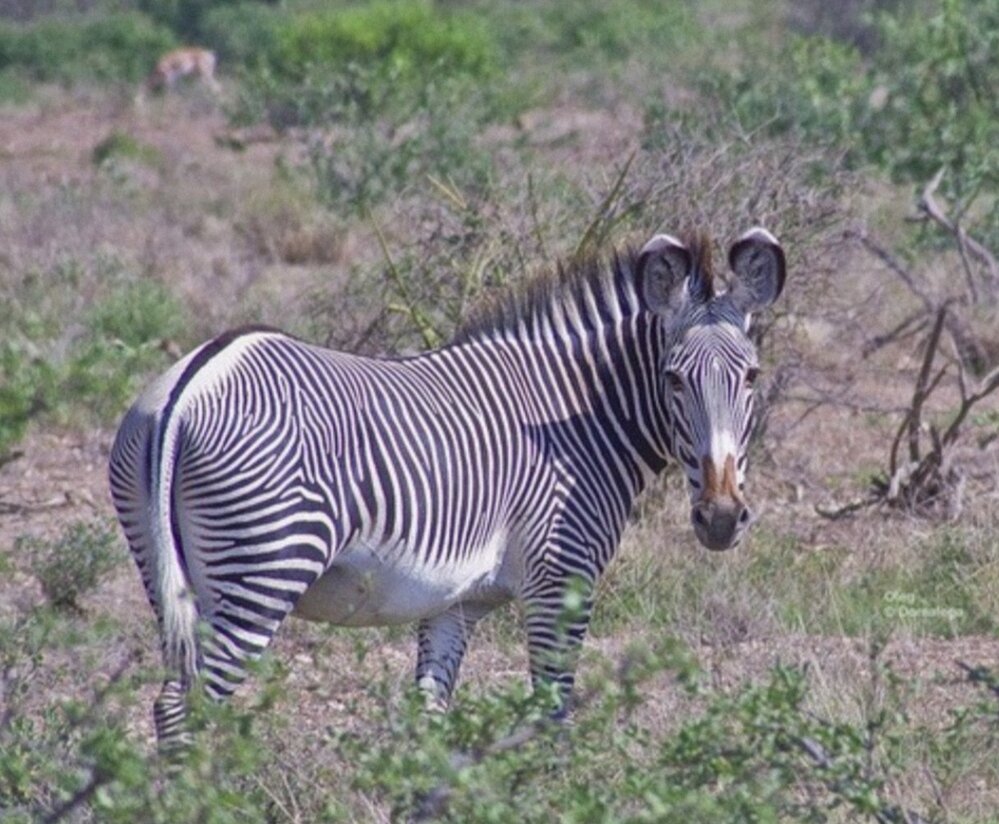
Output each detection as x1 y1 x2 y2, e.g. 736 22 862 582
637 234 693 316
727 227 786 314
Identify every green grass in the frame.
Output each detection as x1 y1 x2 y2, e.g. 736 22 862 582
593 520 998 641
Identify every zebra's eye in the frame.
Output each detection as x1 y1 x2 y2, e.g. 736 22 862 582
745 367 760 388
665 370 684 393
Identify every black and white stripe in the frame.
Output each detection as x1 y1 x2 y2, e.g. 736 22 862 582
109 228 786 750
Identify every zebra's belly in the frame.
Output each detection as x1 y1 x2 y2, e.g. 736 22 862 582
292 532 518 626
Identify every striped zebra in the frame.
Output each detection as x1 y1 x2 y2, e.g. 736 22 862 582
109 227 785 751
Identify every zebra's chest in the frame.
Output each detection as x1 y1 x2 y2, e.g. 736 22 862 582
292 530 518 626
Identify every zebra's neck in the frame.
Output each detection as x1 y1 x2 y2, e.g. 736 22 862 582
448 264 671 489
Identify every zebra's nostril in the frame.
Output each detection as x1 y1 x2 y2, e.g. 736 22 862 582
738 508 751 525
692 507 710 529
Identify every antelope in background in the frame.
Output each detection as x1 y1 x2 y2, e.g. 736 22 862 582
137 47 220 105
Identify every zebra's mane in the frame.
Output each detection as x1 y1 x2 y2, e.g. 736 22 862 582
451 233 715 346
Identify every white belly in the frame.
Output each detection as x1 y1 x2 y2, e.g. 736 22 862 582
292 531 518 626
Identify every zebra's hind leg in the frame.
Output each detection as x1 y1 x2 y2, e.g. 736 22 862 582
197 592 299 704
416 603 490 711
154 679 194 757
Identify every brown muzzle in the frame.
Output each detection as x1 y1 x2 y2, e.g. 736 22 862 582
691 454 751 551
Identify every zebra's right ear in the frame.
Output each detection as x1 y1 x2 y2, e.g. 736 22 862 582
637 234 692 317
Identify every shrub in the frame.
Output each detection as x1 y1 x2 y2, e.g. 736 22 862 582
304 66 495 214
0 341 55 463
61 278 188 421
336 646 928 821
198 1 281 67
0 12 175 84
0 260 188 456
268 1 497 84
863 0 998 243
92 131 162 169
18 520 124 612
684 0 997 246
227 0 503 134
136 0 267 40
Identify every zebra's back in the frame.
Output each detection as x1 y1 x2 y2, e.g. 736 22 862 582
115 328 552 632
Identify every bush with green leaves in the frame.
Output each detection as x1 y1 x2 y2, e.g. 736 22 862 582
333 641 940 822
862 0 998 244
136 0 276 41
0 12 175 84
685 0 996 247
18 520 124 612
0 340 55 463
267 1 496 85
0 611 282 823
2 607 997 822
198 1 282 67
0 260 187 456
92 130 163 171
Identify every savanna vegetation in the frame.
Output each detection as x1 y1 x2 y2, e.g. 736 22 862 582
0 0 997 821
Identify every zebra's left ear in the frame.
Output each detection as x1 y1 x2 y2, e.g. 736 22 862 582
727 227 786 314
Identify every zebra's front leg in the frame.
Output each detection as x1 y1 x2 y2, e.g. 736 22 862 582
416 603 489 711
523 577 595 718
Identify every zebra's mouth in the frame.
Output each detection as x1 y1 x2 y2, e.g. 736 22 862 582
691 499 752 551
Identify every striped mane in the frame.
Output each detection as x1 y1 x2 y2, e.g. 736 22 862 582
451 232 715 346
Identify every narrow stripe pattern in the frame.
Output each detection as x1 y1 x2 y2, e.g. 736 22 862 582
109 242 767 750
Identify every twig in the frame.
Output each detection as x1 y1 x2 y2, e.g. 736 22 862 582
846 228 934 311
411 720 556 822
815 496 880 520
863 310 930 358
571 149 637 265
956 660 999 701
918 168 999 293
41 772 104 824
367 209 442 350
907 305 949 464
794 735 930 824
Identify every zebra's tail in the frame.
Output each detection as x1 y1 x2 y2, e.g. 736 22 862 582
151 408 200 697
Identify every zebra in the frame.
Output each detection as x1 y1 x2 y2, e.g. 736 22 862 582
109 227 785 751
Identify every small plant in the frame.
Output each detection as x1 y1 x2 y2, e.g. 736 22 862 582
0 341 55 465
92 131 162 170
18 520 124 612
333 641 933 822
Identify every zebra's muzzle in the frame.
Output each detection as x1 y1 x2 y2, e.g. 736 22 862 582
692 454 751 551
691 497 751 551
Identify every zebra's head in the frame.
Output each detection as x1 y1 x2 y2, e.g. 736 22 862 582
637 228 786 551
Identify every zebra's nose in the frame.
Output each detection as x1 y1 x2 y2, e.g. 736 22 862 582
691 498 749 551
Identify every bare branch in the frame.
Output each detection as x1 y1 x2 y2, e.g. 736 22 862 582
918 168 999 293
815 496 880 520
847 228 934 311
863 310 930 358
907 306 949 464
